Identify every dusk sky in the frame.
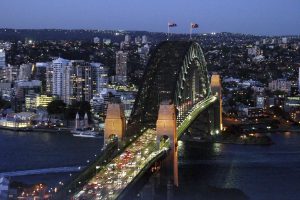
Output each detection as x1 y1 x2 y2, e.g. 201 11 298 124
1 0 300 35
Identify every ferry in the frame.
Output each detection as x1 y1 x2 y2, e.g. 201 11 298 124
71 128 101 138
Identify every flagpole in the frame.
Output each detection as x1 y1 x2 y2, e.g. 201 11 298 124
189 23 192 40
167 24 170 40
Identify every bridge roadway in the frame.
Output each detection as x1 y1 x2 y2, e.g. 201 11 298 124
72 96 216 200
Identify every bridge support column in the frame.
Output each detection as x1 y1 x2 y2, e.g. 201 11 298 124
211 74 223 132
156 104 178 187
104 103 126 143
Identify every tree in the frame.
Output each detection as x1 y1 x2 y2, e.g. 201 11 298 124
47 100 66 115
0 99 11 110
65 101 91 120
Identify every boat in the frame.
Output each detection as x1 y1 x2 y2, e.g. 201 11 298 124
71 129 101 138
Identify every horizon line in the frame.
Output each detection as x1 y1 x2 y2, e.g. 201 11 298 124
0 27 299 38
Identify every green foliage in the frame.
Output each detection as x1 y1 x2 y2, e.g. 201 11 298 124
0 99 11 110
270 106 290 120
223 125 243 137
47 100 66 115
65 101 91 120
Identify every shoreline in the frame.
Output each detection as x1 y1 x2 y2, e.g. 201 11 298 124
0 126 104 139
0 126 71 134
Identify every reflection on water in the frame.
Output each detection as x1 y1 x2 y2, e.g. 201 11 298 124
284 131 291 138
212 143 223 154
129 132 300 200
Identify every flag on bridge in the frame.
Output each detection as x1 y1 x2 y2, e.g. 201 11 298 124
191 23 199 28
167 22 177 40
190 23 199 40
168 22 177 27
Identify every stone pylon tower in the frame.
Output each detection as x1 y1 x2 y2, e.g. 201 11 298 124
156 104 178 187
104 103 126 143
210 74 223 131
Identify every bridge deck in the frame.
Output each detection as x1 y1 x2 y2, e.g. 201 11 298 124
71 97 216 200
72 129 169 200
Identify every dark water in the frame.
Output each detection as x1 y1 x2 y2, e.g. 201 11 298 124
1 130 300 200
133 132 300 200
0 130 103 186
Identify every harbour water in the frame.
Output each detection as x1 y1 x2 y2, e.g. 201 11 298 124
131 132 300 200
1 130 300 200
0 130 103 186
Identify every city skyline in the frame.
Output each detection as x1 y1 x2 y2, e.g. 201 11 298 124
0 0 300 35
1 1 300 199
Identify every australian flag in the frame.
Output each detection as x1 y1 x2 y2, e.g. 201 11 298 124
191 23 199 28
168 22 177 27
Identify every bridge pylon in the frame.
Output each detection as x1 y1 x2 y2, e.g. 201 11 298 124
104 103 126 143
156 104 179 187
210 74 223 132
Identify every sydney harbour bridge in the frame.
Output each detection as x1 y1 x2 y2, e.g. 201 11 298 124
54 41 222 200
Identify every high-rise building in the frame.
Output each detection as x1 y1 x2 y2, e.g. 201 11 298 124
46 63 53 95
18 64 32 81
5 64 19 82
256 96 265 108
61 62 72 104
115 51 129 84
142 35 148 44
0 49 5 68
93 63 108 93
90 88 121 119
48 58 104 104
103 39 111 45
282 37 288 44
61 60 89 104
62 60 100 105
34 62 48 92
269 79 291 93
15 80 41 100
25 94 54 110
124 34 131 44
247 46 261 56
52 57 70 98
135 36 142 44
93 37 100 44
298 67 300 93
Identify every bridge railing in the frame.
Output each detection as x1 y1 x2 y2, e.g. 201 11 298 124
56 128 148 199
115 138 170 199
53 138 119 199
177 96 217 139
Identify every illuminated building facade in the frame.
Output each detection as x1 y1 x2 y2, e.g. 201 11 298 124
25 94 54 110
115 51 129 84
0 49 5 68
50 58 101 104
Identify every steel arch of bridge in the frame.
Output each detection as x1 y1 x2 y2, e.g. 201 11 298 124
128 41 210 133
